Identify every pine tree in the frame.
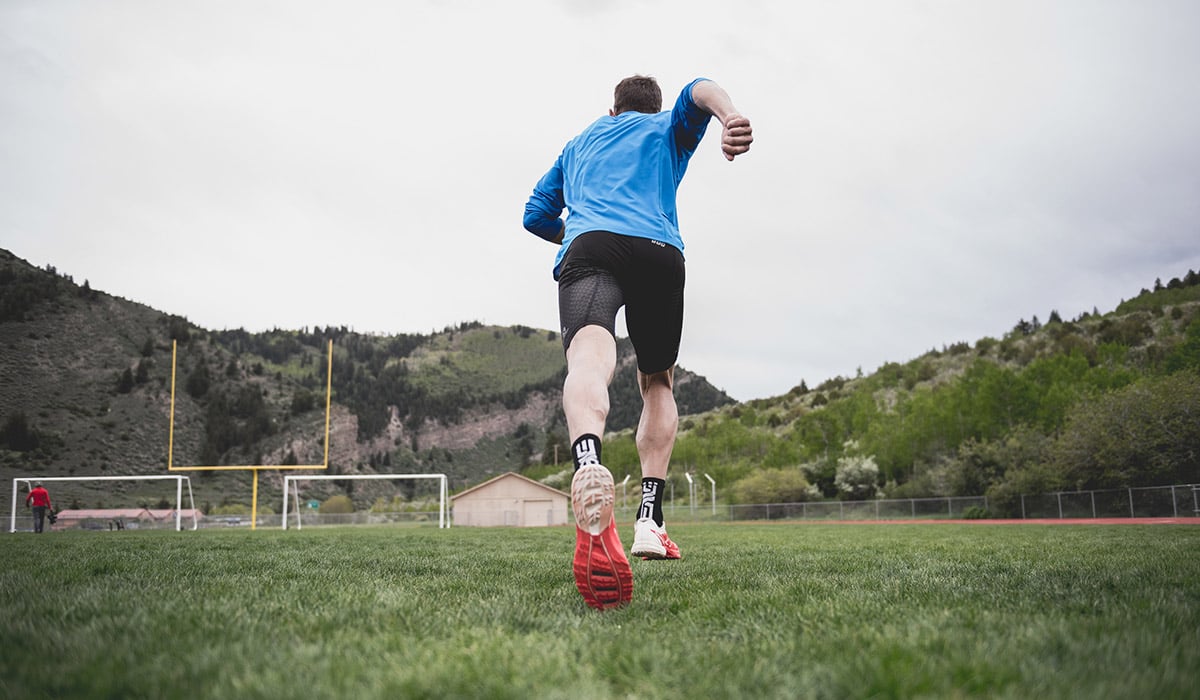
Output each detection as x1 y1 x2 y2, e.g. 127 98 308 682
116 367 135 394
135 358 152 384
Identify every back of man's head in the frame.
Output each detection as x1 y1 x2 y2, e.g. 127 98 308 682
613 75 662 115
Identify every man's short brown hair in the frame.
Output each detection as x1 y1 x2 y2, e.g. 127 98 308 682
613 75 662 115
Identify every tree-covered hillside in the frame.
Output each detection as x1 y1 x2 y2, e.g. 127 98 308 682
596 270 1200 516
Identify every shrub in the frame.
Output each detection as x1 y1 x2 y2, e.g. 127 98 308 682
0 412 41 452
1051 371 1200 487
1096 315 1153 346
115 367 135 394
835 454 880 500
731 468 813 504
291 389 315 415
320 495 354 514
961 505 991 520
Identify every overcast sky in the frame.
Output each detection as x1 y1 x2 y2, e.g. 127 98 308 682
3 1 1198 401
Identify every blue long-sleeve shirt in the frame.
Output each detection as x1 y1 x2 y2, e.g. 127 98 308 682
523 78 713 278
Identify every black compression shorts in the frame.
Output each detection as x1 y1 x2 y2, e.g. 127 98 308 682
557 231 685 375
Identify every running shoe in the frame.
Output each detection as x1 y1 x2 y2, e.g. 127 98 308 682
571 464 633 610
631 517 682 560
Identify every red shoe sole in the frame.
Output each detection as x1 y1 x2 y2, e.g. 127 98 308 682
573 523 633 610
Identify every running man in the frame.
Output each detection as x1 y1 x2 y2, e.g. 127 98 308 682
523 76 753 609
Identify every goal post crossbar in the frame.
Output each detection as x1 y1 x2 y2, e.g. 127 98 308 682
10 475 198 533
282 473 449 530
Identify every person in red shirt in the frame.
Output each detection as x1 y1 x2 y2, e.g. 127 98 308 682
25 481 52 533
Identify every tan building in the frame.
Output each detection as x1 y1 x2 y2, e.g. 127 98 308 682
53 508 204 530
451 472 569 527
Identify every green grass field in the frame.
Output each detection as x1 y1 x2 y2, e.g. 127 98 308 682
2 523 1197 699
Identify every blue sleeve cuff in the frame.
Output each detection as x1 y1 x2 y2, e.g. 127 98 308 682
524 210 563 242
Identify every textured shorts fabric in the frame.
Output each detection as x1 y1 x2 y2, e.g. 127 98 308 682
557 231 685 374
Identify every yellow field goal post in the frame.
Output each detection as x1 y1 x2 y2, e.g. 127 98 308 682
167 339 334 529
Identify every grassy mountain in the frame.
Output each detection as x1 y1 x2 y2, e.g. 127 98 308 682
0 248 733 511
590 269 1200 516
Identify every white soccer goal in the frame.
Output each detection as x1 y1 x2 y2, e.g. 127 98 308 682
9 475 198 533
282 473 449 530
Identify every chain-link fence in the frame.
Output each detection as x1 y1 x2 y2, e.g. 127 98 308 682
10 484 1199 532
613 495 991 523
626 484 1199 523
6 510 442 532
1017 484 1200 519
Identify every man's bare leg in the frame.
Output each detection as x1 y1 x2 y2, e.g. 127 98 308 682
636 368 677 480
564 325 631 609
563 325 616 442
631 367 682 559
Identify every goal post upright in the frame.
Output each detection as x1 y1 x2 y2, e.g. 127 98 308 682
9 479 17 534
167 338 335 529
282 473 449 530
10 475 198 532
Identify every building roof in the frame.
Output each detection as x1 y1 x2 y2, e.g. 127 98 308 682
56 508 204 520
450 471 568 501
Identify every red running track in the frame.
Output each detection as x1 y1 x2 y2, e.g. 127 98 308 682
780 517 1198 525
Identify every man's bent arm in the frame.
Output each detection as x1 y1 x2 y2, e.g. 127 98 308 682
691 80 754 161
523 202 565 244
523 160 568 244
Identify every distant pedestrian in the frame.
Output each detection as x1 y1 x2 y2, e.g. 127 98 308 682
25 481 53 533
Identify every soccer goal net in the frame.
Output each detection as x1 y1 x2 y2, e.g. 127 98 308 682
282 473 449 530
10 476 198 533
